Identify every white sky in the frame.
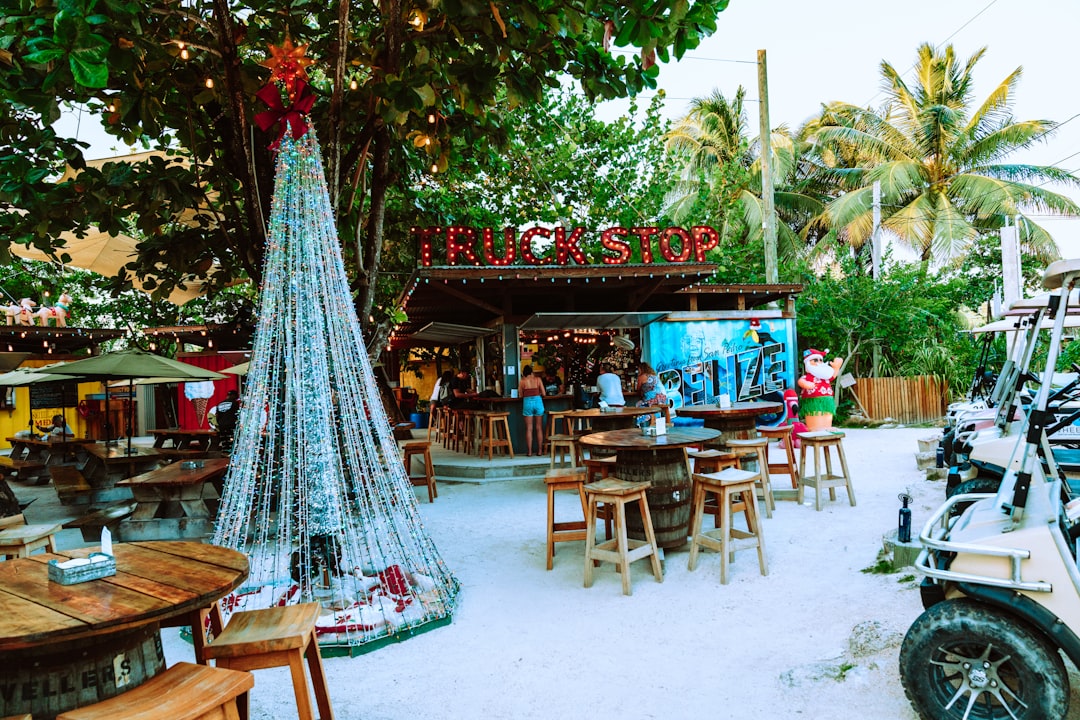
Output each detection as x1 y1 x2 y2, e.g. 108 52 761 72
58 0 1080 255
600 0 1080 256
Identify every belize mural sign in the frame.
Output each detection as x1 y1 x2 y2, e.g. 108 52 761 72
645 318 797 425
413 225 721 266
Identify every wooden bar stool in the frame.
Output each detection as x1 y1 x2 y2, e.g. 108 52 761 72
56 662 254 720
583 478 663 596
426 405 444 444
726 438 775 518
797 431 856 511
685 450 740 527
0 514 59 559
402 441 437 502
688 468 768 584
549 433 582 469
545 468 589 570
203 602 334 720
479 411 515 460
758 424 799 489
582 456 617 540
547 410 574 440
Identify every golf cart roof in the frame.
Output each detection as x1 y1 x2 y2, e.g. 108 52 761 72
1044 258 1080 290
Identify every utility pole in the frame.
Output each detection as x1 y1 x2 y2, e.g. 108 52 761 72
871 181 881 278
757 49 777 284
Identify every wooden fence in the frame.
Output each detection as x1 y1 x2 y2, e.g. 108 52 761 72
848 375 948 424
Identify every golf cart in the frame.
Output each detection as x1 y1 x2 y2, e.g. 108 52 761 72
900 259 1080 720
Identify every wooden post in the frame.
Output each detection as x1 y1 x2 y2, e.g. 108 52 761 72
757 49 777 284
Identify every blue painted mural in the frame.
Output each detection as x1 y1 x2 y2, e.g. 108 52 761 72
643 318 798 426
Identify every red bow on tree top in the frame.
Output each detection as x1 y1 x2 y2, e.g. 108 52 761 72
255 77 315 149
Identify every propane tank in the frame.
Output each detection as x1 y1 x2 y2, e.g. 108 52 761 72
898 493 913 544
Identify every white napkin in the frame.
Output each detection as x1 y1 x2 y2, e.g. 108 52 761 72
101 526 113 557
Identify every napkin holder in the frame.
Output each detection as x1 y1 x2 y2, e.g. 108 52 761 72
181 460 205 469
598 401 617 413
48 552 116 585
641 414 667 436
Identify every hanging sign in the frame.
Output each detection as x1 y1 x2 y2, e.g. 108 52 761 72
413 225 720 267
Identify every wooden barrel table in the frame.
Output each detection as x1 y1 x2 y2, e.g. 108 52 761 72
0 541 248 719
676 401 785 448
580 427 720 549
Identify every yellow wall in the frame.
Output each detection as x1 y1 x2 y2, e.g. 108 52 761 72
0 381 100 448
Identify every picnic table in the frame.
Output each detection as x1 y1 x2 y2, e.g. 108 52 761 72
79 445 166 504
0 540 248 719
148 428 220 451
116 458 230 541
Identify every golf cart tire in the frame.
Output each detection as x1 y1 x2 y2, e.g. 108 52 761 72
946 476 1001 516
900 599 1068 720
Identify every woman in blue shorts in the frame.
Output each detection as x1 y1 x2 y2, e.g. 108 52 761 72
519 365 546 456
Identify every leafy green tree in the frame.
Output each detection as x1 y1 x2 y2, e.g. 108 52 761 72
0 0 730 341
663 86 822 280
805 43 1080 264
796 255 975 397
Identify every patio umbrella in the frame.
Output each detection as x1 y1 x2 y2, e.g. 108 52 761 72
222 361 249 376
34 350 226 453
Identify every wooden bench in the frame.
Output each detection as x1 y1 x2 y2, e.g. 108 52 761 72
49 466 93 505
62 501 137 542
0 456 47 482
56 661 254 720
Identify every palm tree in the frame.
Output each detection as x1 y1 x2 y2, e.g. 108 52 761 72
806 43 1080 264
664 87 822 271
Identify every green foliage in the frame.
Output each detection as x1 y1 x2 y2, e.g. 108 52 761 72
796 255 973 395
0 0 731 339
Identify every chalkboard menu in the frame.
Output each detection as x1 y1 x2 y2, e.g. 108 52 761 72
30 382 79 410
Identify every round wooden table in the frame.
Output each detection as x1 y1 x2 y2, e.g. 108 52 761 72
580 427 720 548
0 540 248 719
564 406 662 433
677 401 785 447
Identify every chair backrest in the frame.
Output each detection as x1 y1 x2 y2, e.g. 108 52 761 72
0 513 26 529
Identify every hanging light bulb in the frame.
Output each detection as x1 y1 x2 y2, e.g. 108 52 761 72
179 42 190 60
349 79 358 90
427 113 437 124
430 163 438 173
205 77 214 89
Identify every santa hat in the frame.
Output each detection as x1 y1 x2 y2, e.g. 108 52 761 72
803 348 825 362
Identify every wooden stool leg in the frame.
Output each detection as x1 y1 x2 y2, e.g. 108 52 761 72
615 499 632 596
305 636 334 720
784 435 798 489
720 484 733 584
287 649 316 720
837 443 856 506
583 495 598 588
797 442 807 505
757 446 774 517
814 444 824 511
546 483 557 571
825 446 837 501
637 493 663 583
744 485 768 577
687 481 705 571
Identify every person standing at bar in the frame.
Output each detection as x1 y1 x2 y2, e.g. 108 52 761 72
519 364 546 456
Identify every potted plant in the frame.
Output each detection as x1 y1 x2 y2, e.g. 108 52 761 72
410 400 430 430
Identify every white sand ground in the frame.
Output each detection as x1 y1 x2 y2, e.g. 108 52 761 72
151 425 1039 720
20 427 1080 719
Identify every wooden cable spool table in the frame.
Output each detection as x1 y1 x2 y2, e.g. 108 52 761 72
579 427 720 548
0 540 248 720
676 401 785 447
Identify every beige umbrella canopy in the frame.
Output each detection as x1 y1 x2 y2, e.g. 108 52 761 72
10 151 213 306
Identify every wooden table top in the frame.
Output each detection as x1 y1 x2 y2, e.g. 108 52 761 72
148 428 218 438
579 426 720 450
6 436 94 448
83 444 165 463
118 458 230 488
676 401 784 419
0 541 248 650
564 406 658 419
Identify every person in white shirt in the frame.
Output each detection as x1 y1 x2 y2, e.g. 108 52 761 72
596 364 625 406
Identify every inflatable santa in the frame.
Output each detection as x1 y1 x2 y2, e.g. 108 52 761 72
797 348 844 431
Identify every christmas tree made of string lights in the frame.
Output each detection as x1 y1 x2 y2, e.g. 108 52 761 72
212 40 459 649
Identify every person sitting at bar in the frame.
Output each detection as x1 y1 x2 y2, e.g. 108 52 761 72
36 413 74 438
448 368 478 409
597 363 625 407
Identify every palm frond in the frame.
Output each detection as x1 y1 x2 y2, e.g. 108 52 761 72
866 160 927 200
929 192 976 262
882 192 936 252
